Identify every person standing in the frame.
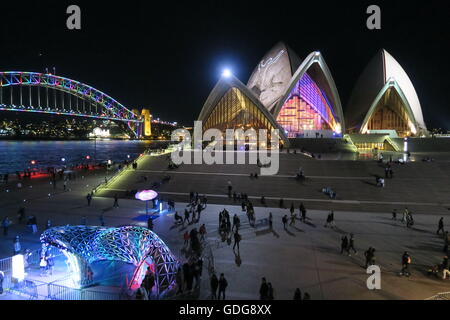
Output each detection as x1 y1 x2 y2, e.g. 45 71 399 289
441 256 450 280
300 203 306 222
183 231 190 247
259 277 268 300
227 181 232 198
210 273 219 300
0 270 4 295
13 236 21 255
86 193 92 206
268 212 273 230
340 236 349 255
437 217 445 235
267 283 274 300
364 247 375 268
147 217 154 230
218 273 228 300
293 288 302 300
199 224 207 241
289 213 296 226
184 209 190 224
113 194 119 208
401 207 409 223
2 217 11 236
401 251 411 276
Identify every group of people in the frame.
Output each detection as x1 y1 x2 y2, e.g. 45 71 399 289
392 207 414 227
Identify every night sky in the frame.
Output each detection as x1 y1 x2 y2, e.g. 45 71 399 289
1 0 450 129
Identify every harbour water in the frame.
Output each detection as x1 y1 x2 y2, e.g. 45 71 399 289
0 140 155 174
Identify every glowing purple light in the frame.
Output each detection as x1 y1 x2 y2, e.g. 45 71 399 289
135 190 158 201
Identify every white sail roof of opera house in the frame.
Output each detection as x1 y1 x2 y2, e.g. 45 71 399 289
271 51 345 134
346 49 427 134
246 42 302 113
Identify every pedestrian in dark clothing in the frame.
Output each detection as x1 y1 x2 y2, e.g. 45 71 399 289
113 194 119 208
147 217 154 230
340 236 349 254
364 247 375 268
294 288 302 300
218 273 228 300
392 209 397 220
233 230 241 252
279 198 285 209
300 203 306 222
184 209 190 224
268 212 273 230
210 273 219 299
290 203 295 215
437 217 445 235
282 215 288 230
401 251 411 276
232 214 240 232
86 193 92 206
267 283 274 300
259 277 268 300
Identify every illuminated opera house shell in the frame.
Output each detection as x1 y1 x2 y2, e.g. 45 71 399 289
346 49 427 137
198 42 345 143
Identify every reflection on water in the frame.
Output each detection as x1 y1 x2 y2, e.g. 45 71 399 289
0 140 155 174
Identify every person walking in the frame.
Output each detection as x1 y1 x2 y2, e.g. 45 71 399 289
400 251 411 276
364 247 376 268
232 214 240 232
113 194 119 208
184 209 190 225
437 217 445 235
348 234 357 255
210 273 219 299
259 277 268 300
290 203 295 216
293 288 302 300
282 215 288 230
233 230 241 252
218 273 228 300
401 207 409 223
392 209 397 220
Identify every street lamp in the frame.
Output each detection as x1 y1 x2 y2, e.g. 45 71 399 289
135 190 158 215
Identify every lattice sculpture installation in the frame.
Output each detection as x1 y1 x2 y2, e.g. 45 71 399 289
40 226 179 296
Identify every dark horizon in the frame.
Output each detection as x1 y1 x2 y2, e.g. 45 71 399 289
1 0 450 129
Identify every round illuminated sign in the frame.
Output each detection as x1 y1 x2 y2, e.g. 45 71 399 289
135 190 158 201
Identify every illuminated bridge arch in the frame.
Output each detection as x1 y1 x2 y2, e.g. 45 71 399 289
40 226 179 297
0 72 142 137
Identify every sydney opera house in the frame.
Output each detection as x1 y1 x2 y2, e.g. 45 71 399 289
197 42 428 149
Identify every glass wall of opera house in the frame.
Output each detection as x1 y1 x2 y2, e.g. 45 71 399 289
197 43 429 149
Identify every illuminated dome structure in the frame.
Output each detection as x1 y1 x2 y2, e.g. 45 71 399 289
197 42 345 143
346 49 427 137
40 226 179 297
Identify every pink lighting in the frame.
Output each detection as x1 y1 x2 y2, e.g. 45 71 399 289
135 190 158 201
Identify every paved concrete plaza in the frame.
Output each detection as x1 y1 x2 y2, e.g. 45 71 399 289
1 151 450 300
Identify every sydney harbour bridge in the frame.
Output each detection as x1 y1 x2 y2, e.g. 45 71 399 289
0 71 152 138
